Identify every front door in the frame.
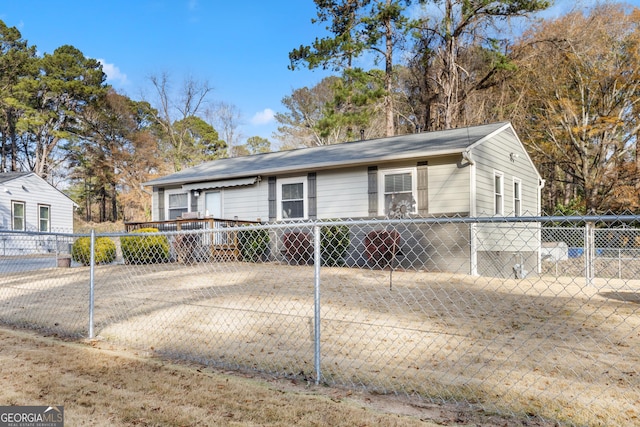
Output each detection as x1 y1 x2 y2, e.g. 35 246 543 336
205 191 222 218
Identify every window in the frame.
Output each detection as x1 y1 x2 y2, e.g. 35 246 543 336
379 168 417 217
494 171 504 215
277 177 307 220
167 192 188 220
39 204 50 232
12 201 25 231
513 179 522 217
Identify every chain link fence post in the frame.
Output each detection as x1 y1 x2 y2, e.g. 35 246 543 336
89 229 96 339
313 224 321 385
585 221 594 287
469 222 478 276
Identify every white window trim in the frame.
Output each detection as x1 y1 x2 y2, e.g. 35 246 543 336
165 188 190 220
38 204 51 232
12 201 25 231
513 177 522 217
377 167 418 217
277 176 308 221
494 170 504 216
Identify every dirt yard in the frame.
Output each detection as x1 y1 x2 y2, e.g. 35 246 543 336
0 326 563 426
1 261 638 426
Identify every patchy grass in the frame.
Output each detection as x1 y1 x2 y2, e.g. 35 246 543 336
0 327 554 427
1 262 638 426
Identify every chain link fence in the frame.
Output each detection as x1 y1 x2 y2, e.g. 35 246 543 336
1 216 638 426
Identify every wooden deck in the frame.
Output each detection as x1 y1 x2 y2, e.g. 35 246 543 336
124 217 260 262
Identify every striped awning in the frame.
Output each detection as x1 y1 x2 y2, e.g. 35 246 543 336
181 176 258 191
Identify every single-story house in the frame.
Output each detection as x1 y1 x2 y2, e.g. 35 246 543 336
144 122 544 277
0 172 76 254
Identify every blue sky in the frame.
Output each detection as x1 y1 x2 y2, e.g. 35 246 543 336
0 1 334 145
0 0 635 146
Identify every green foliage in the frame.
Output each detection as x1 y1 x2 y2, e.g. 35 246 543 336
317 68 386 140
245 136 271 154
321 223 351 266
238 227 270 262
121 228 170 264
553 197 586 216
71 236 116 266
172 115 226 164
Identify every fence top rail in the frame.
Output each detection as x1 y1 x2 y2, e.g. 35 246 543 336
249 214 640 229
123 217 260 232
0 229 78 237
3 215 639 239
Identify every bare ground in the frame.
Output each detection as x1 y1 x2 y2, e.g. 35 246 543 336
1 261 639 426
0 326 559 426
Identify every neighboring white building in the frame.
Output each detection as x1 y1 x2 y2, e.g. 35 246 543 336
0 172 76 232
0 172 76 254
144 122 544 277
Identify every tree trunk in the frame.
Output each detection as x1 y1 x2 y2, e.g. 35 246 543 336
442 0 456 129
384 0 395 137
111 183 118 222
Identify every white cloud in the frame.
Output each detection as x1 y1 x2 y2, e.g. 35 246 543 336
250 108 275 125
97 59 128 86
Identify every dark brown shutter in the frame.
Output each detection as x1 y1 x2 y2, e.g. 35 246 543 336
417 162 428 216
157 188 165 221
307 173 317 220
268 177 276 222
368 166 378 217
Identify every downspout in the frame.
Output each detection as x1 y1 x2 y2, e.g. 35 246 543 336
537 178 546 215
462 149 478 276
462 150 476 216
537 177 546 275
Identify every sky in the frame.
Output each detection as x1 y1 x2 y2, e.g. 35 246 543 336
0 0 636 147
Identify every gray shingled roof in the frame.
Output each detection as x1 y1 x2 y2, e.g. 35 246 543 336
0 172 31 184
145 122 510 187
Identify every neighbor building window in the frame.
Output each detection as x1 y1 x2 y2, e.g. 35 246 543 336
38 204 50 232
379 167 417 217
513 178 522 217
277 177 307 220
494 171 504 215
167 191 188 220
12 201 25 231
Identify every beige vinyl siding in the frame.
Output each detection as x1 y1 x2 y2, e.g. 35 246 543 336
316 167 369 219
474 223 540 252
471 128 541 253
215 183 269 222
0 174 75 232
427 155 470 214
151 188 160 221
472 128 540 217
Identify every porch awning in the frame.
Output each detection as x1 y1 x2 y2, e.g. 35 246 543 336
181 176 258 191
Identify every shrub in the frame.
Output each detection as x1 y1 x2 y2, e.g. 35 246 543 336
71 236 116 266
364 230 400 269
238 227 270 262
283 232 313 265
321 224 350 266
121 227 170 264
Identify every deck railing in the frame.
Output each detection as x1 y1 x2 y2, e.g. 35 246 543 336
124 217 259 232
124 217 261 262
